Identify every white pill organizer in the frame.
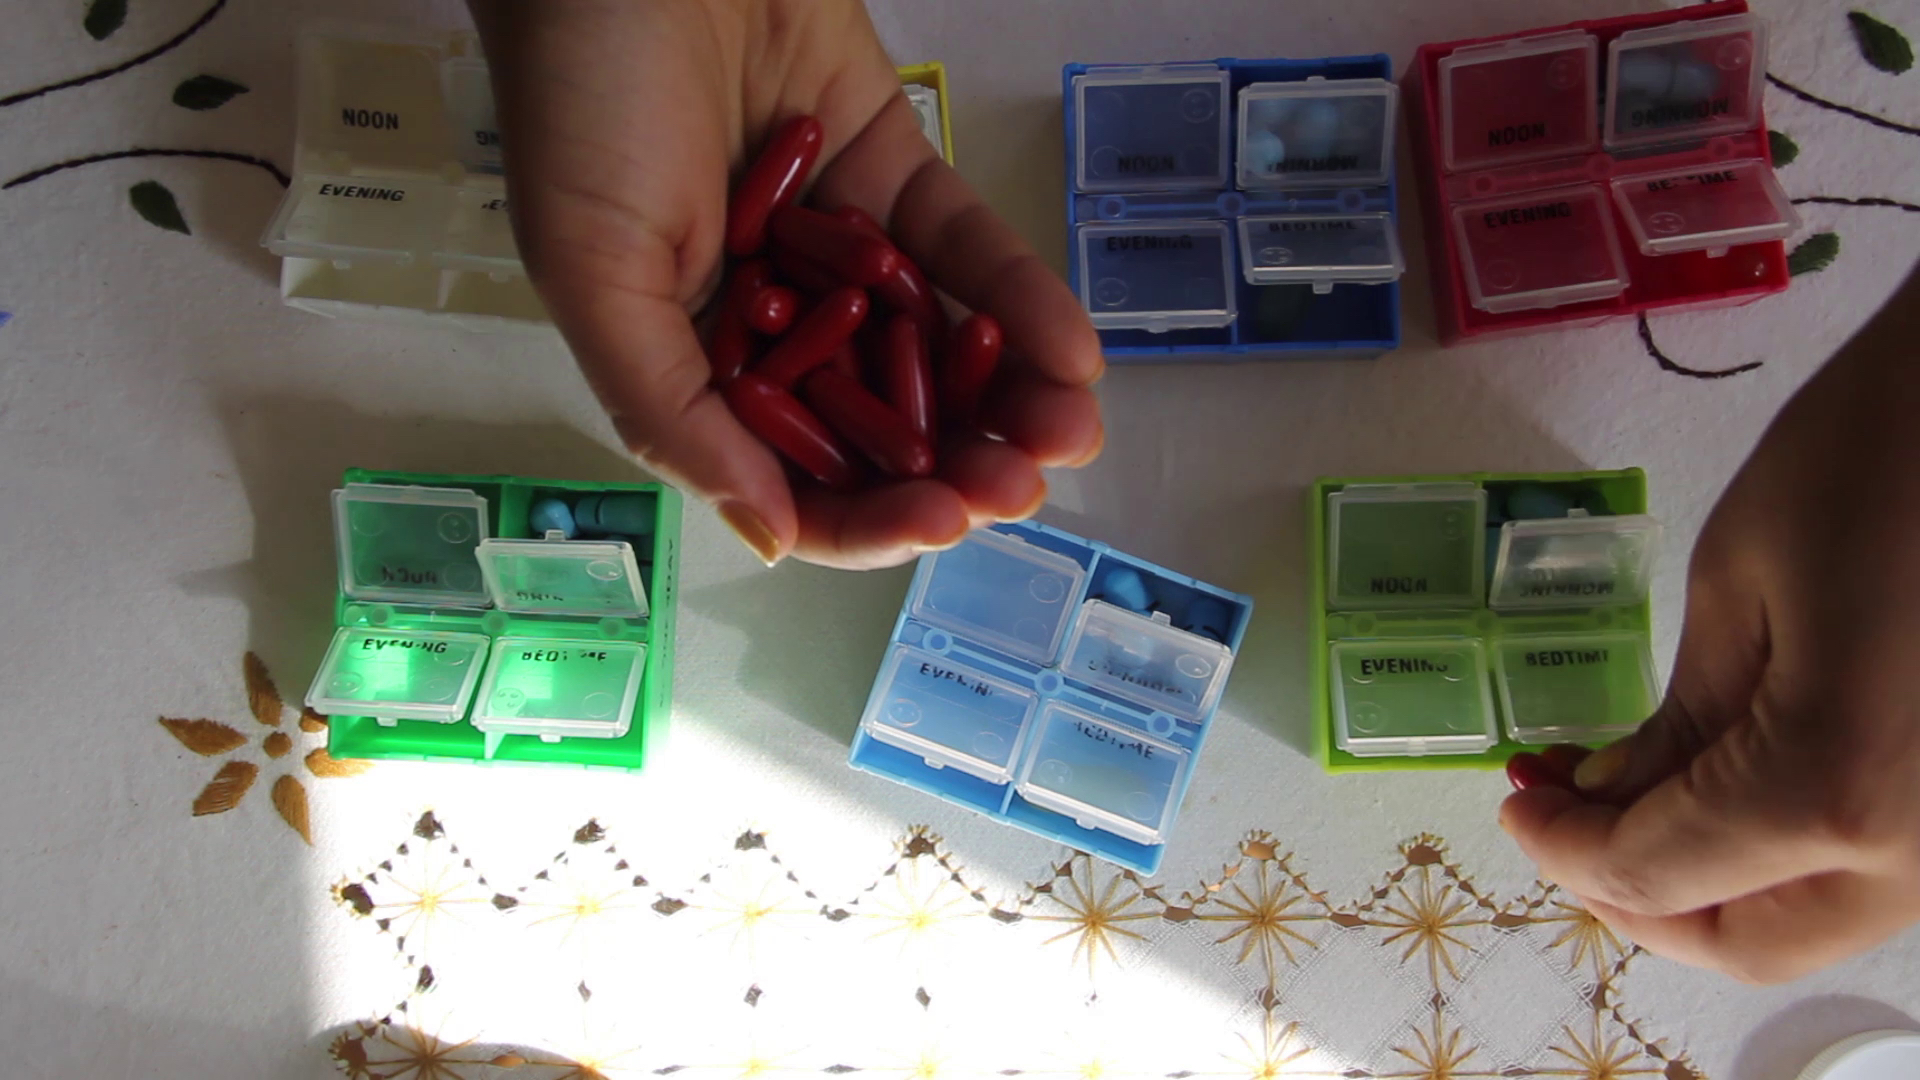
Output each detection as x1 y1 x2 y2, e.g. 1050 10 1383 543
263 25 953 330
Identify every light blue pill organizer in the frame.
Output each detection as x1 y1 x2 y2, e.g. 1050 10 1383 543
849 521 1253 874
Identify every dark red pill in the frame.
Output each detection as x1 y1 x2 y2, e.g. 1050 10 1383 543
832 206 946 331
802 367 935 478
1540 743 1593 778
769 205 903 288
941 313 1002 427
723 374 856 489
831 205 889 240
1505 752 1573 793
771 246 842 297
745 284 800 336
882 313 935 441
707 260 774 384
725 116 824 257
755 287 869 388
827 341 861 379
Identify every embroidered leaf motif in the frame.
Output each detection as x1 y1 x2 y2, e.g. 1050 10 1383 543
1768 130 1800 166
272 774 312 844
305 747 372 778
192 761 257 815
263 731 293 758
1849 11 1914 74
172 74 249 111
84 0 127 41
158 717 247 756
299 707 329 733
1788 232 1841 276
244 651 282 726
128 180 189 234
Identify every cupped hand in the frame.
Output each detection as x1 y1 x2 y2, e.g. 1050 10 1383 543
1500 266 1920 983
467 0 1104 569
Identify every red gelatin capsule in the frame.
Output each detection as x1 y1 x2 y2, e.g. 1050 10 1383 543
802 368 935 479
771 246 842 297
941 313 1002 427
769 205 903 288
745 284 800 336
725 116 824 257
755 287 870 388
832 206 946 331
1505 752 1573 793
1540 743 1593 778
707 260 774 384
831 205 889 240
723 374 856 489
882 313 935 441
827 341 861 379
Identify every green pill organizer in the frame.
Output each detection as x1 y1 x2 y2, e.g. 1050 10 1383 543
304 469 681 770
1309 469 1663 772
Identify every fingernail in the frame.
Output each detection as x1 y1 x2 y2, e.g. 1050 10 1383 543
1574 741 1629 792
1505 752 1565 792
1066 423 1106 469
718 501 781 567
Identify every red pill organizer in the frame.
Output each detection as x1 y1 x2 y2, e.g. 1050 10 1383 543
1407 3 1798 343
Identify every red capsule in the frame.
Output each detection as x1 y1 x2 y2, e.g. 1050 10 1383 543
1505 752 1574 793
769 205 903 287
723 374 856 489
707 260 774 384
882 313 935 441
755 287 870 388
1540 743 1593 778
725 116 824 257
827 341 861 379
771 246 842 297
745 284 800 336
832 206 947 331
802 368 935 478
941 313 1002 427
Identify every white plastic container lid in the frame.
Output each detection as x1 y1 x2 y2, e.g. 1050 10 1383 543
1073 63 1232 193
907 529 1088 666
263 173 450 266
331 483 491 606
1452 184 1629 314
1060 600 1235 723
1604 13 1768 152
1076 220 1238 332
470 637 647 742
861 646 1038 784
1490 514 1662 610
1014 700 1189 845
476 536 648 618
307 627 490 724
1610 158 1799 258
1799 1032 1920 1080
1235 77 1397 190
1237 212 1404 290
1439 31 1600 172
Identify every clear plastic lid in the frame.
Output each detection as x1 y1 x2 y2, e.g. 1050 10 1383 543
1438 31 1600 172
296 32 456 176
1014 701 1189 845
440 57 502 176
476 537 648 618
1609 158 1799 257
1451 184 1629 314
908 529 1087 666
1060 601 1234 722
1605 14 1767 151
1493 631 1656 745
470 637 647 742
332 483 491 606
1073 64 1232 193
307 627 490 724
435 184 522 276
1330 639 1497 757
1237 212 1404 290
1327 483 1486 611
861 647 1038 783
905 84 945 158
1236 78 1397 190
1076 220 1237 332
1490 514 1662 610
263 174 449 265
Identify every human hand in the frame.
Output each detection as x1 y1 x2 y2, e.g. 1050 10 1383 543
466 0 1104 569
1500 266 1920 984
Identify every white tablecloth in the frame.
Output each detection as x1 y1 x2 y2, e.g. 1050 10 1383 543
2 1 1917 1077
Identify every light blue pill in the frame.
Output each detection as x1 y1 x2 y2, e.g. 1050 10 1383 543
528 497 578 539
1506 483 1577 521
1244 128 1287 175
1668 60 1718 104
1098 567 1153 613
1287 101 1340 163
574 495 655 538
1616 51 1675 98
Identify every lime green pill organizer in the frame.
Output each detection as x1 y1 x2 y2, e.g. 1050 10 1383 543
1309 469 1663 772
303 469 681 770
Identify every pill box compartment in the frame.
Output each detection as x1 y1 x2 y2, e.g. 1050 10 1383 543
1609 158 1798 257
1072 64 1232 193
309 627 491 725
1437 31 1600 173
1327 483 1487 610
1451 184 1630 314
853 521 1253 873
296 28 459 177
332 483 493 607
1238 212 1404 291
1063 54 1402 360
1311 469 1662 772
470 637 647 742
1075 221 1237 332
1237 78 1397 190
1406 2 1792 344
1604 14 1767 152
311 469 682 771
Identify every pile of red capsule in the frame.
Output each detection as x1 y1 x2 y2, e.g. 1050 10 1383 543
710 115 1003 490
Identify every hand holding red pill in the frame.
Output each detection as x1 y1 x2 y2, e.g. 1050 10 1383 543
469 0 1103 568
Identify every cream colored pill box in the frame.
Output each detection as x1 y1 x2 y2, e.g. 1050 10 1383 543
262 25 956 330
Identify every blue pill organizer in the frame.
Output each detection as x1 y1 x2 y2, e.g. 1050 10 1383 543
1064 55 1405 361
850 522 1253 873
